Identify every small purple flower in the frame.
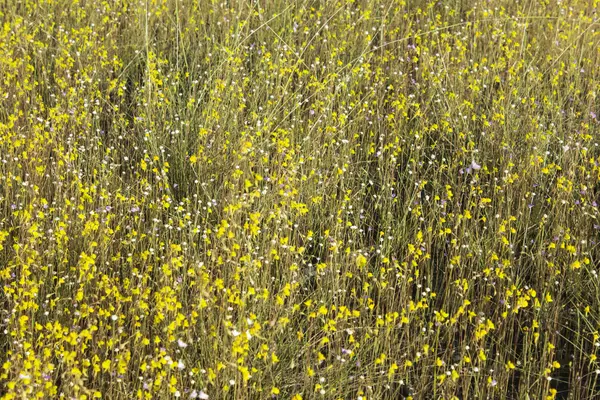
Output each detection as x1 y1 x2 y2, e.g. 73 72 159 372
466 160 481 174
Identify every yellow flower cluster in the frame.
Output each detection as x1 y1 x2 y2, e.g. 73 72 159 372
1 0 599 399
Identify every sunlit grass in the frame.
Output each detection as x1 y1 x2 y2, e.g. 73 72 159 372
1 0 600 399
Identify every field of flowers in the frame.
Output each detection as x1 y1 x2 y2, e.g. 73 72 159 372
1 0 600 399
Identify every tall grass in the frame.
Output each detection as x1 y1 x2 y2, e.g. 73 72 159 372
1 0 599 399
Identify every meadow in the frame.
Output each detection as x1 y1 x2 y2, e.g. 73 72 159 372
1 0 600 398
